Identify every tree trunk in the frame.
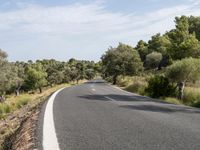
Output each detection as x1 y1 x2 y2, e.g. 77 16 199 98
0 95 5 102
177 82 185 100
39 87 42 93
113 75 118 85
15 85 21 96
15 89 20 96
0 95 2 102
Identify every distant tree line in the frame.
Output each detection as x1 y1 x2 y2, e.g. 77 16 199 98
101 16 200 100
0 51 100 101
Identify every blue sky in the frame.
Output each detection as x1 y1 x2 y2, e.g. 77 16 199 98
0 0 200 61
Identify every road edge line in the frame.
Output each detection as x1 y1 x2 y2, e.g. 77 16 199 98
43 87 65 150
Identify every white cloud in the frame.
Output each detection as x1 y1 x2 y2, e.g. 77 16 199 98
0 1 200 61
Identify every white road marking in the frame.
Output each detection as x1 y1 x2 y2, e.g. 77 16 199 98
43 87 65 150
91 88 96 92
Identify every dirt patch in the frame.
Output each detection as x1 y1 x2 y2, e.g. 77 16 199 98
11 108 39 150
1 103 42 150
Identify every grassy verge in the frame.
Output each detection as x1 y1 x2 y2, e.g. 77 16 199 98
116 75 148 96
183 87 200 107
163 97 183 105
115 76 200 107
0 83 71 119
163 87 200 107
0 82 77 150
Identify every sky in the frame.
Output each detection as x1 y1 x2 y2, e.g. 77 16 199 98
0 0 200 62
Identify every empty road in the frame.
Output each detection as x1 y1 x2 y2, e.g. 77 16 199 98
37 79 200 150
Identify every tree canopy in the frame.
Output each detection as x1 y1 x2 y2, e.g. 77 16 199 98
0 52 99 99
101 43 143 84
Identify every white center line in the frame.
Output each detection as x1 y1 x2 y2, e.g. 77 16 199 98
43 87 65 150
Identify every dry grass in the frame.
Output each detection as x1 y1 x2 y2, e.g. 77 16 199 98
163 87 200 107
164 97 183 105
117 76 148 95
183 87 200 107
0 83 71 119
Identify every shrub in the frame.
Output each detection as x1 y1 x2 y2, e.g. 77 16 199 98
192 101 200 107
183 87 200 107
16 97 30 109
0 104 11 118
145 75 176 98
116 76 133 87
125 80 147 95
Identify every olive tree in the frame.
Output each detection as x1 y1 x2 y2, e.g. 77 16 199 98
25 64 47 93
0 50 11 101
166 58 200 99
101 43 143 84
144 52 163 69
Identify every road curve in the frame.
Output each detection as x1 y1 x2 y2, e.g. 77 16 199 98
37 79 200 150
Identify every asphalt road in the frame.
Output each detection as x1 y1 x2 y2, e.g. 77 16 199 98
37 79 200 150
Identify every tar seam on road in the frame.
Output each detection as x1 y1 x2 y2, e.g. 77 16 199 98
105 96 127 105
104 96 115 101
43 87 65 150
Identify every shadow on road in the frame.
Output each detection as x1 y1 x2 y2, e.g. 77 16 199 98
79 94 200 114
85 80 106 84
120 105 200 114
79 94 157 102
79 94 110 101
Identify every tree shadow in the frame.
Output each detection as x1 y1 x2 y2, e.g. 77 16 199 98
84 80 106 84
79 94 200 114
119 104 200 114
79 94 110 101
79 94 167 103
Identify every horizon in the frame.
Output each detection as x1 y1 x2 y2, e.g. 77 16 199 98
1 0 200 62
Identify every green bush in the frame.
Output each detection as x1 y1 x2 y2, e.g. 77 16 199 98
192 101 200 107
145 75 176 98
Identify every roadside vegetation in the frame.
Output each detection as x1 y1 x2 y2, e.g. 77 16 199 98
0 50 100 98
0 49 100 116
0 83 71 119
0 49 100 148
101 15 200 107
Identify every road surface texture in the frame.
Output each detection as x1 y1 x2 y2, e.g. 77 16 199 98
37 79 200 150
